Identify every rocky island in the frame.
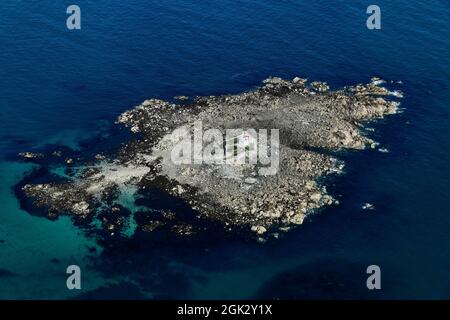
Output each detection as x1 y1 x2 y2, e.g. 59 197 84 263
20 76 401 236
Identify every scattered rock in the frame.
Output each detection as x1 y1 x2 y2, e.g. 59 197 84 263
251 225 267 235
290 214 305 225
244 177 258 184
362 203 375 210
72 201 90 216
292 77 307 86
19 152 43 159
171 223 194 236
310 192 322 202
95 154 106 160
142 221 165 232
310 81 330 92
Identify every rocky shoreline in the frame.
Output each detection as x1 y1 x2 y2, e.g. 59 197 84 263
19 76 401 236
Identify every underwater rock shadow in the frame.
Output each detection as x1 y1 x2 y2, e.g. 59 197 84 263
253 258 389 300
0 268 16 278
73 281 148 300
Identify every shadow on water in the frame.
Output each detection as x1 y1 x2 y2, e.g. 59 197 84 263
253 259 389 299
0 269 16 278
81 187 260 298
74 281 148 300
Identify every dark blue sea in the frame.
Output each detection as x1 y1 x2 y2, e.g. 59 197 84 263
0 0 449 299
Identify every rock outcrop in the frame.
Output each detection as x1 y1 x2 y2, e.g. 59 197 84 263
21 76 401 235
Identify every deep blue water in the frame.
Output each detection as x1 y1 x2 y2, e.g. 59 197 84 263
0 0 449 299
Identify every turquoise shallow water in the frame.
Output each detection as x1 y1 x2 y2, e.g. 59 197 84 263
0 0 449 299
0 161 106 299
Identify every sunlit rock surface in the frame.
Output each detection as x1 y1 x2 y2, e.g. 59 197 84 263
21 76 401 235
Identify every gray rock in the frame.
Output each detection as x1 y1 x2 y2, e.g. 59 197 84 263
22 76 401 234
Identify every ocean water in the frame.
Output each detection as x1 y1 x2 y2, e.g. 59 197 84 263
0 0 449 299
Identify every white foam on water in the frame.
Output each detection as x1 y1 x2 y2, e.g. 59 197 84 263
389 90 404 98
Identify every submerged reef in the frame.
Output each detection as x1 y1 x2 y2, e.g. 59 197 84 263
20 76 401 235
